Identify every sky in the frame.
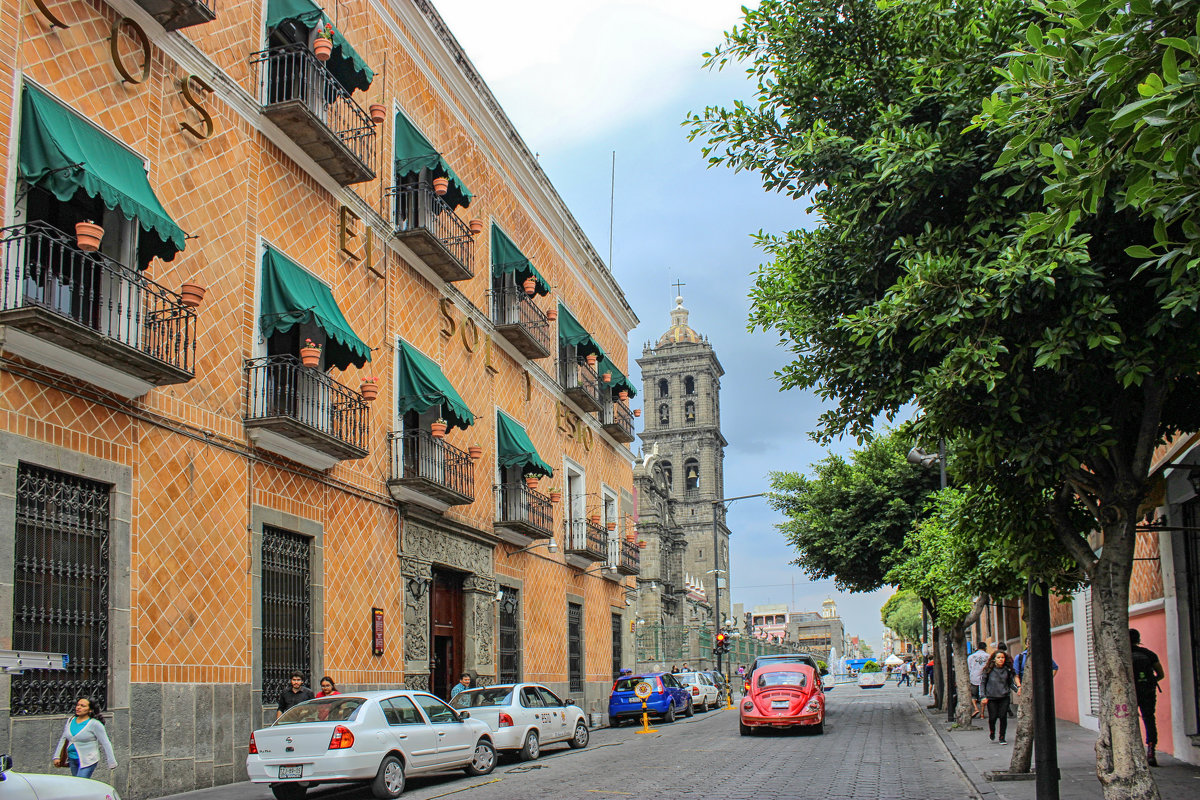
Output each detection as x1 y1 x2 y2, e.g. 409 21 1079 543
433 0 896 652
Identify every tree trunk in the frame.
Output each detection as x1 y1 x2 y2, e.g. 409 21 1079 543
950 623 975 728
1010 663 1034 773
931 624 944 709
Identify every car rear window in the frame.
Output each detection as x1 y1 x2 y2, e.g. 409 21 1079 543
613 677 653 692
275 697 364 725
757 671 808 688
451 687 512 709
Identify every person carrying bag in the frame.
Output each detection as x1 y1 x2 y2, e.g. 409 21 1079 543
51 697 117 778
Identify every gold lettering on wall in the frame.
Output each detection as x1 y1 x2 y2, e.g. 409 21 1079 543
110 18 150 85
460 318 480 353
555 401 594 452
484 338 499 375
439 298 457 338
179 75 215 140
31 0 69 29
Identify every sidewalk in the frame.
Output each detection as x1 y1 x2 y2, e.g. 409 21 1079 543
913 691 1200 799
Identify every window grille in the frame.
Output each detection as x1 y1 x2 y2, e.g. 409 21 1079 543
499 589 521 684
568 603 583 693
611 613 623 680
11 464 110 716
262 526 311 705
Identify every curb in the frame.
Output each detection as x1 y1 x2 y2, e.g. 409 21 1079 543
912 695 989 799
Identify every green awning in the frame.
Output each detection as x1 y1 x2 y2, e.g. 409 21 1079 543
394 112 473 209
396 340 474 431
557 303 605 359
497 411 554 478
266 0 375 94
598 355 637 398
259 245 371 370
18 84 187 265
491 226 550 295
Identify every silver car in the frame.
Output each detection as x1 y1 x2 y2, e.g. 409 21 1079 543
0 754 120 800
450 683 589 760
246 691 496 799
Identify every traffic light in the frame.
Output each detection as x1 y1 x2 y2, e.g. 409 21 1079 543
714 632 729 654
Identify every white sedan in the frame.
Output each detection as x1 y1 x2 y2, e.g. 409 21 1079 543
675 672 721 712
247 690 496 800
449 683 589 760
0 754 120 800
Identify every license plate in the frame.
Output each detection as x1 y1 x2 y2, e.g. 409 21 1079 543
278 765 302 779
771 700 789 709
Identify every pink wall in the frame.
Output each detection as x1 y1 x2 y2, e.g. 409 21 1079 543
1130 608 1172 756
1052 629 1079 724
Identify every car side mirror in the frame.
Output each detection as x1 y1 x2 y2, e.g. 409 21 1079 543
563 698 575 707
457 710 470 720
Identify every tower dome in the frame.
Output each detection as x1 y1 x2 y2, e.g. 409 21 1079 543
656 295 702 346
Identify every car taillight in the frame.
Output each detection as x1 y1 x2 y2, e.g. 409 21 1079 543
742 699 753 711
248 733 257 755
499 713 513 728
806 698 821 712
655 679 663 694
691 686 699 695
328 725 354 750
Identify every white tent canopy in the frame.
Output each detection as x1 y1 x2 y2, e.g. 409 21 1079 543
884 654 904 666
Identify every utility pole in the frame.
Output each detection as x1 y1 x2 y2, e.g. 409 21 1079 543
711 493 765 678
1029 581 1060 799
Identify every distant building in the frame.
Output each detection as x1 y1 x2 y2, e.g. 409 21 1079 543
751 604 790 643
788 599 846 662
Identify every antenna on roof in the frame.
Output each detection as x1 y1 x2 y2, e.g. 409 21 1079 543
609 151 616 271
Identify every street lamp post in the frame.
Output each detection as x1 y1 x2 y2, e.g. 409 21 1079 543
710 493 765 679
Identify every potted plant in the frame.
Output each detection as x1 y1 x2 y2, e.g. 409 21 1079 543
585 353 598 369
75 220 103 252
369 104 387 124
313 23 334 61
522 277 536 295
300 338 322 367
606 520 616 531
618 390 628 401
602 372 612 383
468 219 484 235
468 444 483 460
546 306 558 322
857 661 886 689
179 282 206 309
633 408 641 417
637 540 648 549
548 487 561 503
625 530 636 542
431 419 447 439
432 177 449 196
588 511 600 526
359 376 378 401
524 473 541 491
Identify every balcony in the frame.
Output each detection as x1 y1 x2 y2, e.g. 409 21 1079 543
601 399 635 444
616 538 641 575
387 429 474 511
564 518 607 565
494 483 554 543
560 356 601 413
132 0 216 30
493 285 550 360
0 222 196 398
390 183 473 282
244 355 368 470
252 45 376 186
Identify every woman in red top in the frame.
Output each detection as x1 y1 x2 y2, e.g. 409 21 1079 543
316 676 339 697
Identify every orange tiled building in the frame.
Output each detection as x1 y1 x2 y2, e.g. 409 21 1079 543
0 1 642 796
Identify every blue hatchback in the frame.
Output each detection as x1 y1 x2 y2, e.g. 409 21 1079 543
608 672 694 726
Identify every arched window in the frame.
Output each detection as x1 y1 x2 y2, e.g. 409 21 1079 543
684 401 696 423
684 376 695 395
684 459 700 491
658 379 669 398
659 404 669 426
660 461 673 490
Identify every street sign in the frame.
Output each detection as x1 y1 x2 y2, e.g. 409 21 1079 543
633 681 653 700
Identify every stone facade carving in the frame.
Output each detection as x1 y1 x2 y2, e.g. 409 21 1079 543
404 674 430 691
401 557 432 664
404 520 493 575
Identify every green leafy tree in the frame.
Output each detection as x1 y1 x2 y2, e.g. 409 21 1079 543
880 590 923 644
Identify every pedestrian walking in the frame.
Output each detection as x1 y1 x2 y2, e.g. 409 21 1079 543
316 676 340 697
52 697 117 778
980 650 1020 744
967 641 990 718
278 671 315 717
1130 628 1165 766
450 672 472 699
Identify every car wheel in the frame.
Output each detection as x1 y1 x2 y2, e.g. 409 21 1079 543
811 718 825 735
519 730 540 761
663 702 676 723
464 738 497 776
271 785 307 800
370 755 405 799
569 720 590 749
683 697 695 718
739 722 752 736
608 716 621 728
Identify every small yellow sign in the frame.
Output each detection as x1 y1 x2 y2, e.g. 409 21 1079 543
633 681 653 700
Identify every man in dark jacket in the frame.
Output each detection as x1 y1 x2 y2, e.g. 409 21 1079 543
278 671 315 717
1130 629 1165 766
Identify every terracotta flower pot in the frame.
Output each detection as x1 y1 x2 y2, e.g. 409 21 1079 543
468 445 483 460
633 408 641 418
588 513 600 526
431 421 447 439
75 221 103 252
546 307 558 322
522 277 536 296
618 390 628 401
300 346 321 368
602 372 612 383
179 282 206 309
586 353 598 369
469 219 484 235
625 532 636 543
313 38 333 61
369 104 387 125
525 475 539 491
637 540 647 549
606 521 616 531
360 382 378 401
432 177 449 196
549 490 562 503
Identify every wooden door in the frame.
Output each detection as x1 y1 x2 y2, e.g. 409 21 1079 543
430 570 463 700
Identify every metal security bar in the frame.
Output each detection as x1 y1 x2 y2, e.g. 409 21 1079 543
568 603 583 693
493 483 553 538
244 355 368 451
389 182 473 263
620 539 640 573
0 221 197 374
499 590 521 684
262 525 311 705
389 428 474 501
251 44 376 167
611 613 623 680
601 400 634 439
11 465 110 716
559 354 601 407
565 518 607 559
492 284 550 351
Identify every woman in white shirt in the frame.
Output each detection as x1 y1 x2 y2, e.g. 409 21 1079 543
51 697 117 778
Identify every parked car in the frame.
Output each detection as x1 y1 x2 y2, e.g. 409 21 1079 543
742 653 827 694
675 671 720 712
704 670 730 698
450 683 589 760
607 672 693 726
247 691 496 800
0 755 120 800
739 663 826 735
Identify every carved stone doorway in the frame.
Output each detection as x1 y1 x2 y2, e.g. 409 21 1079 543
430 569 464 700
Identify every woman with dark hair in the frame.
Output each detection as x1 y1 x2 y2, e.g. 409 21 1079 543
980 650 1021 744
316 676 340 697
51 697 117 778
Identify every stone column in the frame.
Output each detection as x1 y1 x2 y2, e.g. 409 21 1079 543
401 557 432 691
462 574 498 686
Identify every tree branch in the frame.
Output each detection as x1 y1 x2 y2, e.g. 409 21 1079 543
1048 486 1098 575
963 594 989 628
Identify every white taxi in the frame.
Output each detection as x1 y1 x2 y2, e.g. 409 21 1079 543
449 683 589 761
675 671 721 712
0 754 120 800
247 691 495 799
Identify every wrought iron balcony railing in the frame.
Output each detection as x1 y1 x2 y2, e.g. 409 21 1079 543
244 355 368 462
618 538 641 575
601 397 635 443
132 0 216 30
559 354 601 413
494 483 553 540
251 44 376 185
387 429 474 506
388 182 473 282
492 284 550 359
565 518 607 562
0 221 197 384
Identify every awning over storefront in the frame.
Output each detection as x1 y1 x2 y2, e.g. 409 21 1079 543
497 411 554 478
394 112 473 209
18 84 187 265
259 245 371 370
557 303 604 359
491 226 550 296
598 355 637 398
396 340 474 431
266 0 375 93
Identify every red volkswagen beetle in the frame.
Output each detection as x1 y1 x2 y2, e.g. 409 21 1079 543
739 663 825 735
